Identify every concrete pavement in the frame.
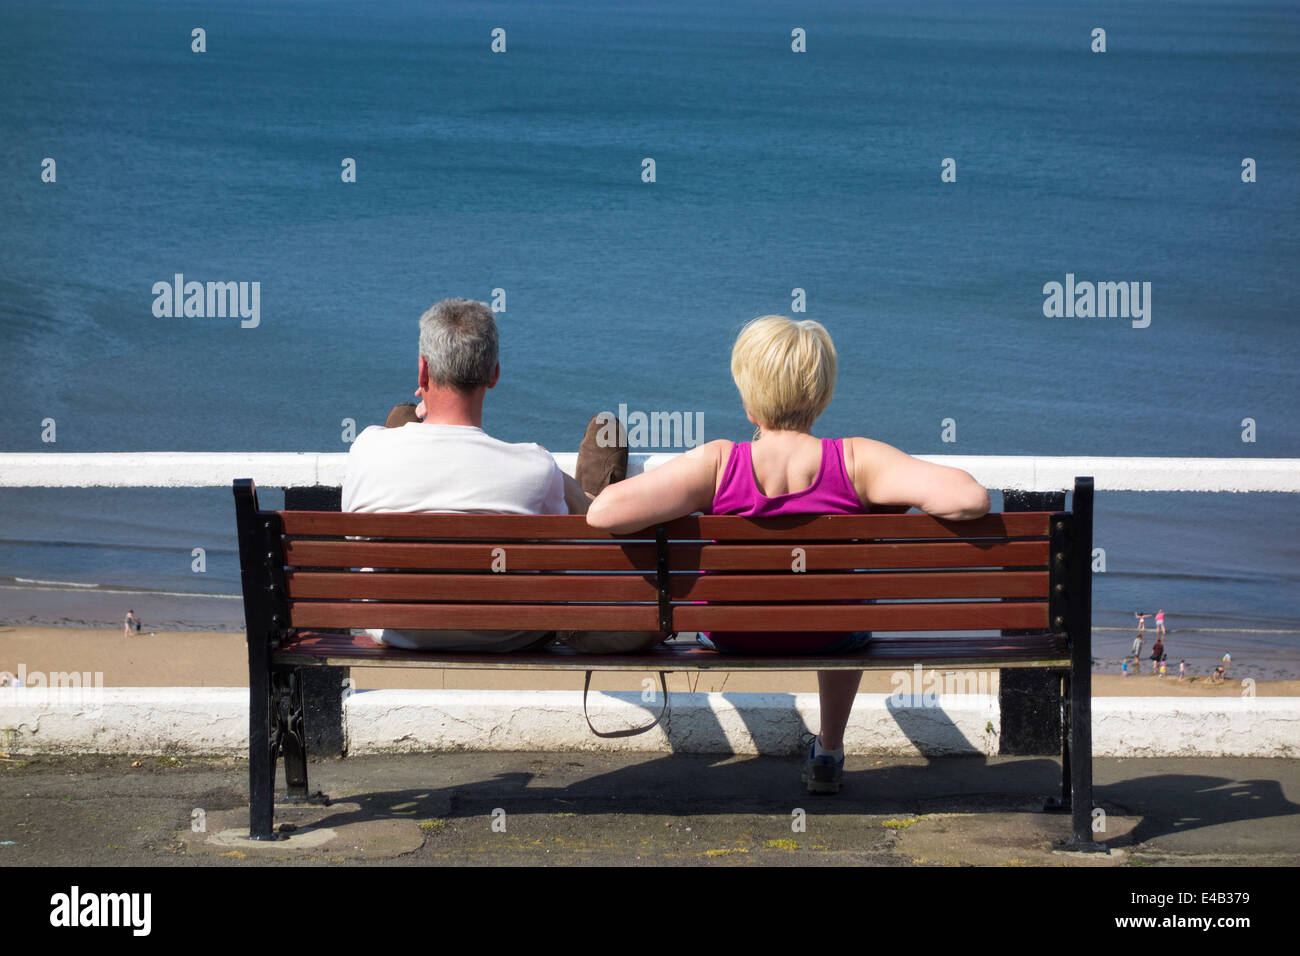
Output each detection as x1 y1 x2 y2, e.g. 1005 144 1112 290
1 752 1296 866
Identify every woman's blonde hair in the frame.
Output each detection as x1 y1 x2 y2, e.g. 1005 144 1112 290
730 315 837 431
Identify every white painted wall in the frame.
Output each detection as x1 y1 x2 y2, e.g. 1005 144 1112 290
2 689 1294 758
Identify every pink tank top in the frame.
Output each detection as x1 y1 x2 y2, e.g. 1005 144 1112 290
705 438 870 653
712 437 866 517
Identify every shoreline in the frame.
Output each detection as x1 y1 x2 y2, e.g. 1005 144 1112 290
2 626 1296 696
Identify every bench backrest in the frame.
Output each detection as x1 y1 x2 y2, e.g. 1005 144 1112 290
234 477 1093 645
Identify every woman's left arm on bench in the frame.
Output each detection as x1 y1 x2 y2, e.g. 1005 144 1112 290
585 440 727 533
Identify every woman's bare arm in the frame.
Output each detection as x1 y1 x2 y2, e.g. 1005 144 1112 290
585 440 730 533
846 437 989 520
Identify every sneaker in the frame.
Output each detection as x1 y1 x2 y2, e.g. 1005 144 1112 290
800 733 844 795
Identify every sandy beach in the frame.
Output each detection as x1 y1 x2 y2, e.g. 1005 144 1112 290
1 626 1293 696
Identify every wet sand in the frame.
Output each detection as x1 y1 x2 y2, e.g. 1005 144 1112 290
2 627 1294 696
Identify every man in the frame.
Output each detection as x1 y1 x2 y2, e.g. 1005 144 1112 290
342 297 658 653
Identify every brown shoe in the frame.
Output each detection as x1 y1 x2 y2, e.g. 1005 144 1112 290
385 403 421 428
575 412 628 497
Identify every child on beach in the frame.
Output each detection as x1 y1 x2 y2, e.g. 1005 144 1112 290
1135 611 1148 633
1211 653 1231 683
1131 632 1143 657
123 609 141 638
1178 659 1186 682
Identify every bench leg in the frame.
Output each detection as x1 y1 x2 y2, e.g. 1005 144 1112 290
248 662 277 841
1044 671 1071 813
278 669 309 800
275 668 328 807
1060 664 1107 853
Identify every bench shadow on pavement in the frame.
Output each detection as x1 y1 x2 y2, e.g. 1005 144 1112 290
296 692 1299 849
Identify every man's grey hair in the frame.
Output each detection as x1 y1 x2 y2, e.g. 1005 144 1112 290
418 298 499 390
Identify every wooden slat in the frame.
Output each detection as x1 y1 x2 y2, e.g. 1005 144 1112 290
289 601 661 631
284 539 1049 572
274 630 1070 670
667 540 1049 571
674 602 1048 632
286 571 659 602
672 571 1049 601
663 512 1053 540
285 570 1050 603
289 600 1047 632
279 511 625 539
284 540 658 571
277 510 1055 541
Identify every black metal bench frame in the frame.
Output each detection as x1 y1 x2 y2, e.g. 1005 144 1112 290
233 475 1101 850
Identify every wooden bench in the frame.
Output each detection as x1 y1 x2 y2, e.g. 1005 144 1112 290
233 476 1100 849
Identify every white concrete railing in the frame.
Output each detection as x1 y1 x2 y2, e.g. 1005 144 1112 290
0 452 1296 492
4 688 1296 757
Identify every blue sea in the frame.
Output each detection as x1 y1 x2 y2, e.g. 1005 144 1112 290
1 1 1297 675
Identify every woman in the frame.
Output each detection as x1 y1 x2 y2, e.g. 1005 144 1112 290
586 315 989 793
1149 637 1166 675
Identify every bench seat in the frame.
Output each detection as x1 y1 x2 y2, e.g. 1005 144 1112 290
276 629 1071 670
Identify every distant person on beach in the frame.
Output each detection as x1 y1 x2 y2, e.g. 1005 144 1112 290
123 609 141 638
1131 632 1144 657
1155 609 1166 636
1135 611 1149 633
1178 659 1186 682
342 297 659 656
1149 637 1165 675
1213 652 1232 683
585 315 989 794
